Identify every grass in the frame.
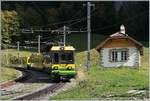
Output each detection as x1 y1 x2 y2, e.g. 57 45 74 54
0 34 149 99
0 49 33 83
1 49 33 57
0 67 20 83
1 49 33 65
51 34 149 100
141 43 149 69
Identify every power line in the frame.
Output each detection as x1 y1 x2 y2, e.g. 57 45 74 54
91 10 149 32
21 5 101 51
22 18 84 30
22 3 99 30
66 6 99 28
67 18 86 27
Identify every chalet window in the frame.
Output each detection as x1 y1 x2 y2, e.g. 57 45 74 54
109 49 129 62
111 51 118 62
121 51 128 61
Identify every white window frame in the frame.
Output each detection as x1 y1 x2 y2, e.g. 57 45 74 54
109 48 129 62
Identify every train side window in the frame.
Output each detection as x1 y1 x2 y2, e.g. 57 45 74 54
44 54 52 63
54 53 59 63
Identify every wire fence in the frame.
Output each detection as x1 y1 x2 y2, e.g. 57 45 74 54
0 51 30 67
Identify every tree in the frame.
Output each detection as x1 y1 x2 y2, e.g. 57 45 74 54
92 2 117 35
1 11 9 49
117 1 149 41
1 10 20 48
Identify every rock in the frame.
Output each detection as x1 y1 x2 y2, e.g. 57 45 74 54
134 90 146 94
127 90 137 94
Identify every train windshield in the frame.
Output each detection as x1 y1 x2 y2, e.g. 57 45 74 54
60 52 74 64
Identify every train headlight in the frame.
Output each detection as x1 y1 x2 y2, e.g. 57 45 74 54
67 66 72 70
53 66 58 70
60 47 64 50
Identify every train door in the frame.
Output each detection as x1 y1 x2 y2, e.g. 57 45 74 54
52 52 59 64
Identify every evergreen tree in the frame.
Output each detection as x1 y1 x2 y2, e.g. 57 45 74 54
1 10 20 48
1 11 9 49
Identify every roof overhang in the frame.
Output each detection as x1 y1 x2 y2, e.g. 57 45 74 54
95 34 143 55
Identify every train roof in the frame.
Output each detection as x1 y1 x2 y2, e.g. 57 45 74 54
50 46 75 51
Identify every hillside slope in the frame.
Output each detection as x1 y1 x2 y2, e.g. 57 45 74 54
66 33 107 52
51 34 149 100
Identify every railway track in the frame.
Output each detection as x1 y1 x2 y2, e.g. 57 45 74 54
1 66 67 100
12 83 65 100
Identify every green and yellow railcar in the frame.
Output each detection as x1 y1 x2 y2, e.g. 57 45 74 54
27 45 77 81
50 46 77 80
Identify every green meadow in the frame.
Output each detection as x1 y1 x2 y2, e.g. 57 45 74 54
0 33 148 99
51 34 149 100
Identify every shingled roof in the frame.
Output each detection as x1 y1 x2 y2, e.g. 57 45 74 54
95 32 143 55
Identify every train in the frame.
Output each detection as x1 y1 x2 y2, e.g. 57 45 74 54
26 45 77 81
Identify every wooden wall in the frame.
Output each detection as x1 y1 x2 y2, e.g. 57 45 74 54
103 39 136 48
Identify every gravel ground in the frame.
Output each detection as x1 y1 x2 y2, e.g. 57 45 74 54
36 79 76 100
0 69 53 100
1 68 76 100
1 83 51 100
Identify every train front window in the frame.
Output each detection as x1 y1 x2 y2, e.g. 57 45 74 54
60 52 74 63
53 53 59 63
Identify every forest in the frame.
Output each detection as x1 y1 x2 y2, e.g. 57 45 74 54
1 1 149 49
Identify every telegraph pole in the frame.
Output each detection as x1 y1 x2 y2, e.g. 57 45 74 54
0 0 1 68
86 2 94 70
0 26 1 68
63 26 66 46
17 41 20 63
17 41 20 52
38 35 41 53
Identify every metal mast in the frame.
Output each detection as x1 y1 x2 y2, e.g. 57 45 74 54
17 41 20 63
0 0 1 68
0 24 1 68
63 26 66 46
86 2 94 70
38 35 41 53
17 41 20 52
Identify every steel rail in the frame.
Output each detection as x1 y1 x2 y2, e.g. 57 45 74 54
1 65 67 100
12 83 65 100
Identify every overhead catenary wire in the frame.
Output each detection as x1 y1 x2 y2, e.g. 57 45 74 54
21 9 148 43
91 10 149 32
20 5 112 47
19 3 148 48
65 6 99 28
22 3 99 30
22 18 85 30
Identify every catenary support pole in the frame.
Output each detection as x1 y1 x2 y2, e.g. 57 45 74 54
63 26 66 46
17 41 20 52
0 25 1 68
38 35 41 53
17 41 20 63
86 2 94 71
0 1 1 68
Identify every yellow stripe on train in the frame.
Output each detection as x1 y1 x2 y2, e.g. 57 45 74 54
51 64 76 69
